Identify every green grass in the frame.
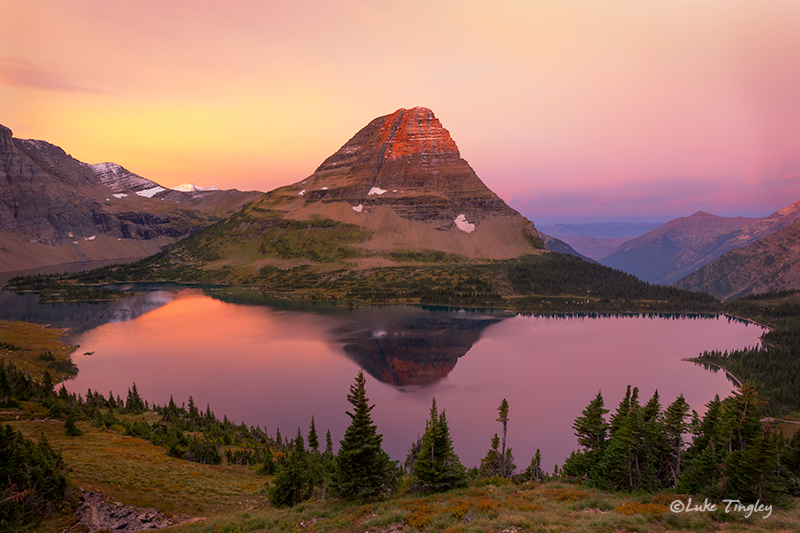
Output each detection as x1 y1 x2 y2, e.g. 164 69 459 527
167 482 800 533
0 320 78 383
10 419 267 518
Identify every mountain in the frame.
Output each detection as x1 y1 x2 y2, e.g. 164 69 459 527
599 206 800 284
674 219 800 300
539 221 661 260
162 106 545 277
540 221 662 239
0 124 262 272
536 231 596 262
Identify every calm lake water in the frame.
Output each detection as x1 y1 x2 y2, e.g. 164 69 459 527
12 287 761 470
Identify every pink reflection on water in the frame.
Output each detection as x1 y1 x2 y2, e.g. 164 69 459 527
65 291 764 470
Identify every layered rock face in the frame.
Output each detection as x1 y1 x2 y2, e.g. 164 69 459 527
0 124 261 271
246 107 543 262
300 107 516 222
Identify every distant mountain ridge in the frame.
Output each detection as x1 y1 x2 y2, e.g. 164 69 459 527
0 124 262 272
540 221 662 239
539 221 662 260
598 206 800 284
674 219 800 299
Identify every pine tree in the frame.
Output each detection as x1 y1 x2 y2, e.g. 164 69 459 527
597 386 642 490
268 428 312 507
41 370 54 397
480 434 503 477
523 449 545 483
125 383 144 414
324 429 333 459
497 399 511 477
573 391 610 452
680 395 725 496
257 446 276 475
638 390 663 491
308 416 320 453
330 371 398 500
568 390 610 477
412 397 468 492
64 415 82 437
661 394 691 487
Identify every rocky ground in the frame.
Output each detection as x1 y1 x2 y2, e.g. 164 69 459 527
74 490 200 533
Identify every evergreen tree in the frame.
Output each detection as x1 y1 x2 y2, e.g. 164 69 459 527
596 386 642 490
638 390 663 491
41 370 54 397
125 383 144 414
257 446 275 475
64 416 82 437
411 397 468 492
268 428 312 507
480 434 503 477
522 449 545 483
661 394 691 487
308 416 320 453
324 429 333 459
330 371 398 500
680 395 725 496
497 398 511 477
567 390 610 477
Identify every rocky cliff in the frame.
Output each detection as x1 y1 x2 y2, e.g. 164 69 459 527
0 124 261 271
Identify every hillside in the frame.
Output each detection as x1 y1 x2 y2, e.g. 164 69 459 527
600 205 800 284
0 124 261 272
674 219 800 300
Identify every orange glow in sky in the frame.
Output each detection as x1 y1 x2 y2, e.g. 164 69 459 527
2 0 800 224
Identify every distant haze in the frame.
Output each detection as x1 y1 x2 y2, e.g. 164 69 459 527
539 222 663 239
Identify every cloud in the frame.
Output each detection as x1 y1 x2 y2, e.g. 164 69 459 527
0 57 110 94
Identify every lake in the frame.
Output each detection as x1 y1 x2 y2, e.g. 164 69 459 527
3 286 763 471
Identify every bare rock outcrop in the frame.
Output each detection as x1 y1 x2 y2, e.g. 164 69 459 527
75 491 176 532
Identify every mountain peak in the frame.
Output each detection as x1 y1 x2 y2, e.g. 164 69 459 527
376 107 460 160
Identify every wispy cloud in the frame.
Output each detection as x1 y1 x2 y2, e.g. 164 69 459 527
0 57 110 94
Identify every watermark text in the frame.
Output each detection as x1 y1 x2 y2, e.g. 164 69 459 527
669 497 772 519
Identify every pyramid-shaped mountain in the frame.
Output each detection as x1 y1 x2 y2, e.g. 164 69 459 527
180 107 544 274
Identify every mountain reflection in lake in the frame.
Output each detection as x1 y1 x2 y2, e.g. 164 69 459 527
59 289 764 468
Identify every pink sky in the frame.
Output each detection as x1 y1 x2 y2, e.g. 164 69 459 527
2 1 800 224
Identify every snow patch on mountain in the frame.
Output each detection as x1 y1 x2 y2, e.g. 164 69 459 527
136 186 166 198
454 214 475 233
171 183 221 192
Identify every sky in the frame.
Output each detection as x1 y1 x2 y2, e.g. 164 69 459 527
2 1 800 225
